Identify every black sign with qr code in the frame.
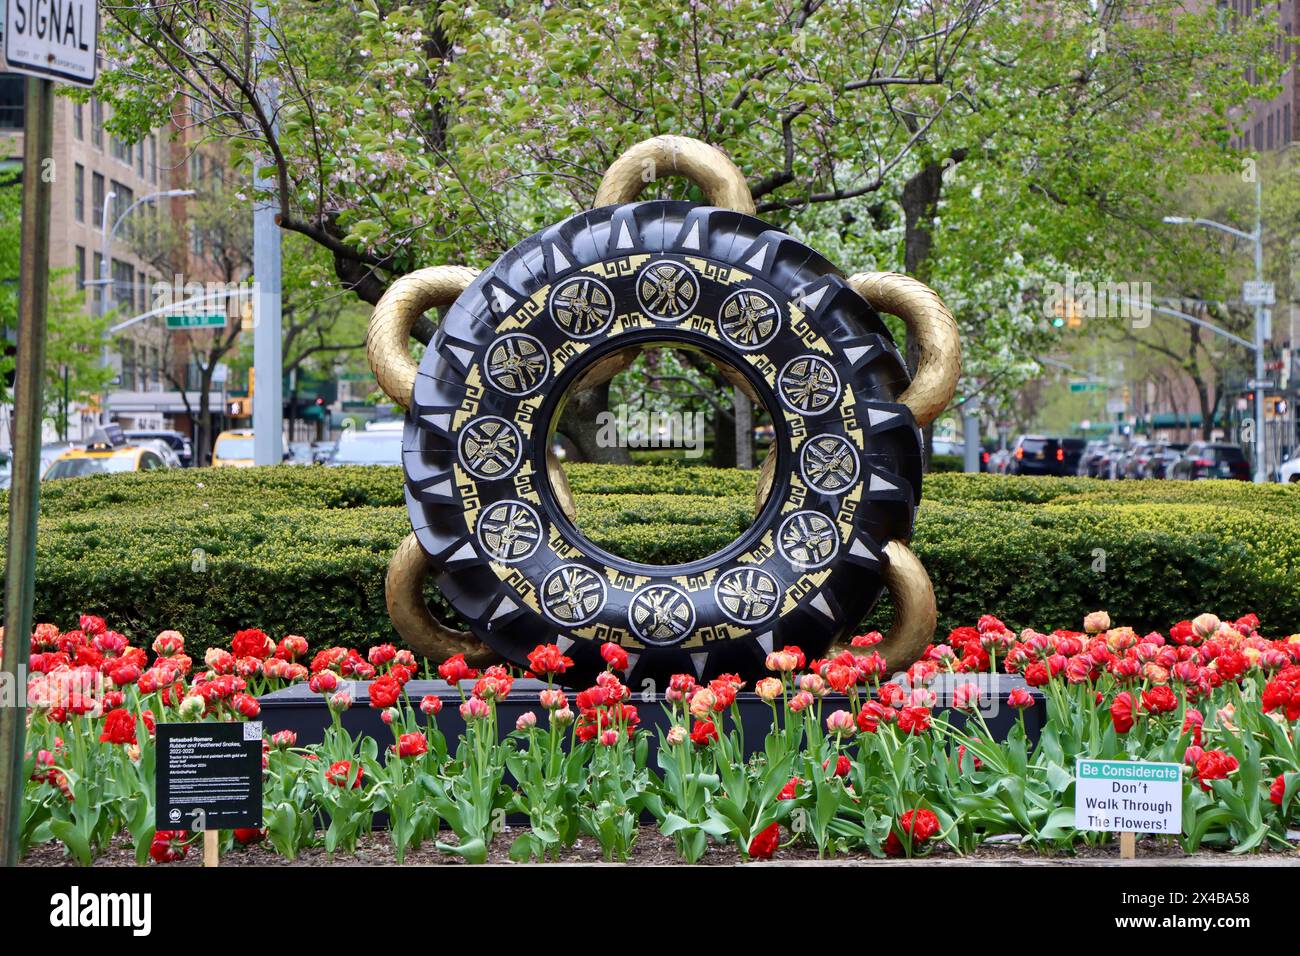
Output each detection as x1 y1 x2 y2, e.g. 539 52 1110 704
155 722 263 831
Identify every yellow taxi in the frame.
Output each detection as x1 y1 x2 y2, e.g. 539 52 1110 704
212 429 257 467
43 427 171 481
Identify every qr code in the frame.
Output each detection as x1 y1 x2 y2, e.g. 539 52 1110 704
243 721 263 741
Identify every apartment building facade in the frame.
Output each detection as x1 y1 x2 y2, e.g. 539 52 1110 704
1228 0 1300 151
0 72 230 447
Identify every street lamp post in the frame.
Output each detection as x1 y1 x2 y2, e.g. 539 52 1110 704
88 188 197 424
1163 177 1268 483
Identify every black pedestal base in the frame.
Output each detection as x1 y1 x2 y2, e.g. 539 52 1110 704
258 674 1045 758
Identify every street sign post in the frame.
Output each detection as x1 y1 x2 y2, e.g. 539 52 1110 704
0 75 55 869
2 0 99 86
1 0 99 869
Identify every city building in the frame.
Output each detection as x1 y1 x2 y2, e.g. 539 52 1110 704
0 73 234 453
1227 0 1299 151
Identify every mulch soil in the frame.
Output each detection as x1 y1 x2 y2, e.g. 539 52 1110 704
20 828 1299 866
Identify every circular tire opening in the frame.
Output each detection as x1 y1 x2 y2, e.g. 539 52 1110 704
544 339 783 569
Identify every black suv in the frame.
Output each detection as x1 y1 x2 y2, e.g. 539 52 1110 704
1009 436 1085 476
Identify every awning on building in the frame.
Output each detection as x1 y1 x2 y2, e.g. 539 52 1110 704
106 391 225 414
1138 412 1220 429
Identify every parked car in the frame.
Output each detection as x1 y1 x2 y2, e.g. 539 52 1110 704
43 428 170 480
212 429 257 468
124 429 194 468
131 438 184 470
1120 441 1159 479
1008 435 1083 476
1168 442 1251 481
285 441 316 466
1276 452 1300 484
1146 443 1188 480
311 440 338 465
1078 440 1109 477
329 428 403 466
986 448 1012 475
931 437 965 459
1091 444 1127 479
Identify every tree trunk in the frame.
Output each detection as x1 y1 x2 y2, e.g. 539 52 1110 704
196 367 215 467
1193 376 1213 441
900 159 947 472
711 402 736 467
733 389 753 469
555 381 631 464
1187 324 1212 441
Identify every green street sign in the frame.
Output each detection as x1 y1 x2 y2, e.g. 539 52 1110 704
1068 380 1105 393
166 313 227 330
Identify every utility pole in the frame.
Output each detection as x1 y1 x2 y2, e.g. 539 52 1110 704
252 3 284 466
1163 178 1269 483
0 75 54 868
962 402 981 472
1250 177 1268 484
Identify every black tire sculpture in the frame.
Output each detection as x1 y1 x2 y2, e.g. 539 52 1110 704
368 135 959 689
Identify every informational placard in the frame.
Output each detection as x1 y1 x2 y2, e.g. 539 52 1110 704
2 0 99 86
156 722 263 831
1075 758 1182 835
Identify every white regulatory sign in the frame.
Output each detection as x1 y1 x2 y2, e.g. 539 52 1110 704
1075 758 1183 834
3 0 98 87
1242 280 1275 306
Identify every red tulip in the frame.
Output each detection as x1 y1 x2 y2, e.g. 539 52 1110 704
1110 692 1135 734
1006 687 1033 709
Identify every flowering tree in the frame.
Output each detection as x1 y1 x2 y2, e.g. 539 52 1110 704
88 0 1278 447
93 0 988 300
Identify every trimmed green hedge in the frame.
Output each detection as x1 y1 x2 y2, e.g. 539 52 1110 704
3 465 1298 653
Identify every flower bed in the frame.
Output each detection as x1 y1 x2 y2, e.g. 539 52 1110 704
14 609 1300 864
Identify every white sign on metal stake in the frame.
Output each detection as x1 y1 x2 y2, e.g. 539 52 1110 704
1075 758 1183 835
3 0 98 87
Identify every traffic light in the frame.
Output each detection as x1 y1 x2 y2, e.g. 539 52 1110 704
1051 298 1081 329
